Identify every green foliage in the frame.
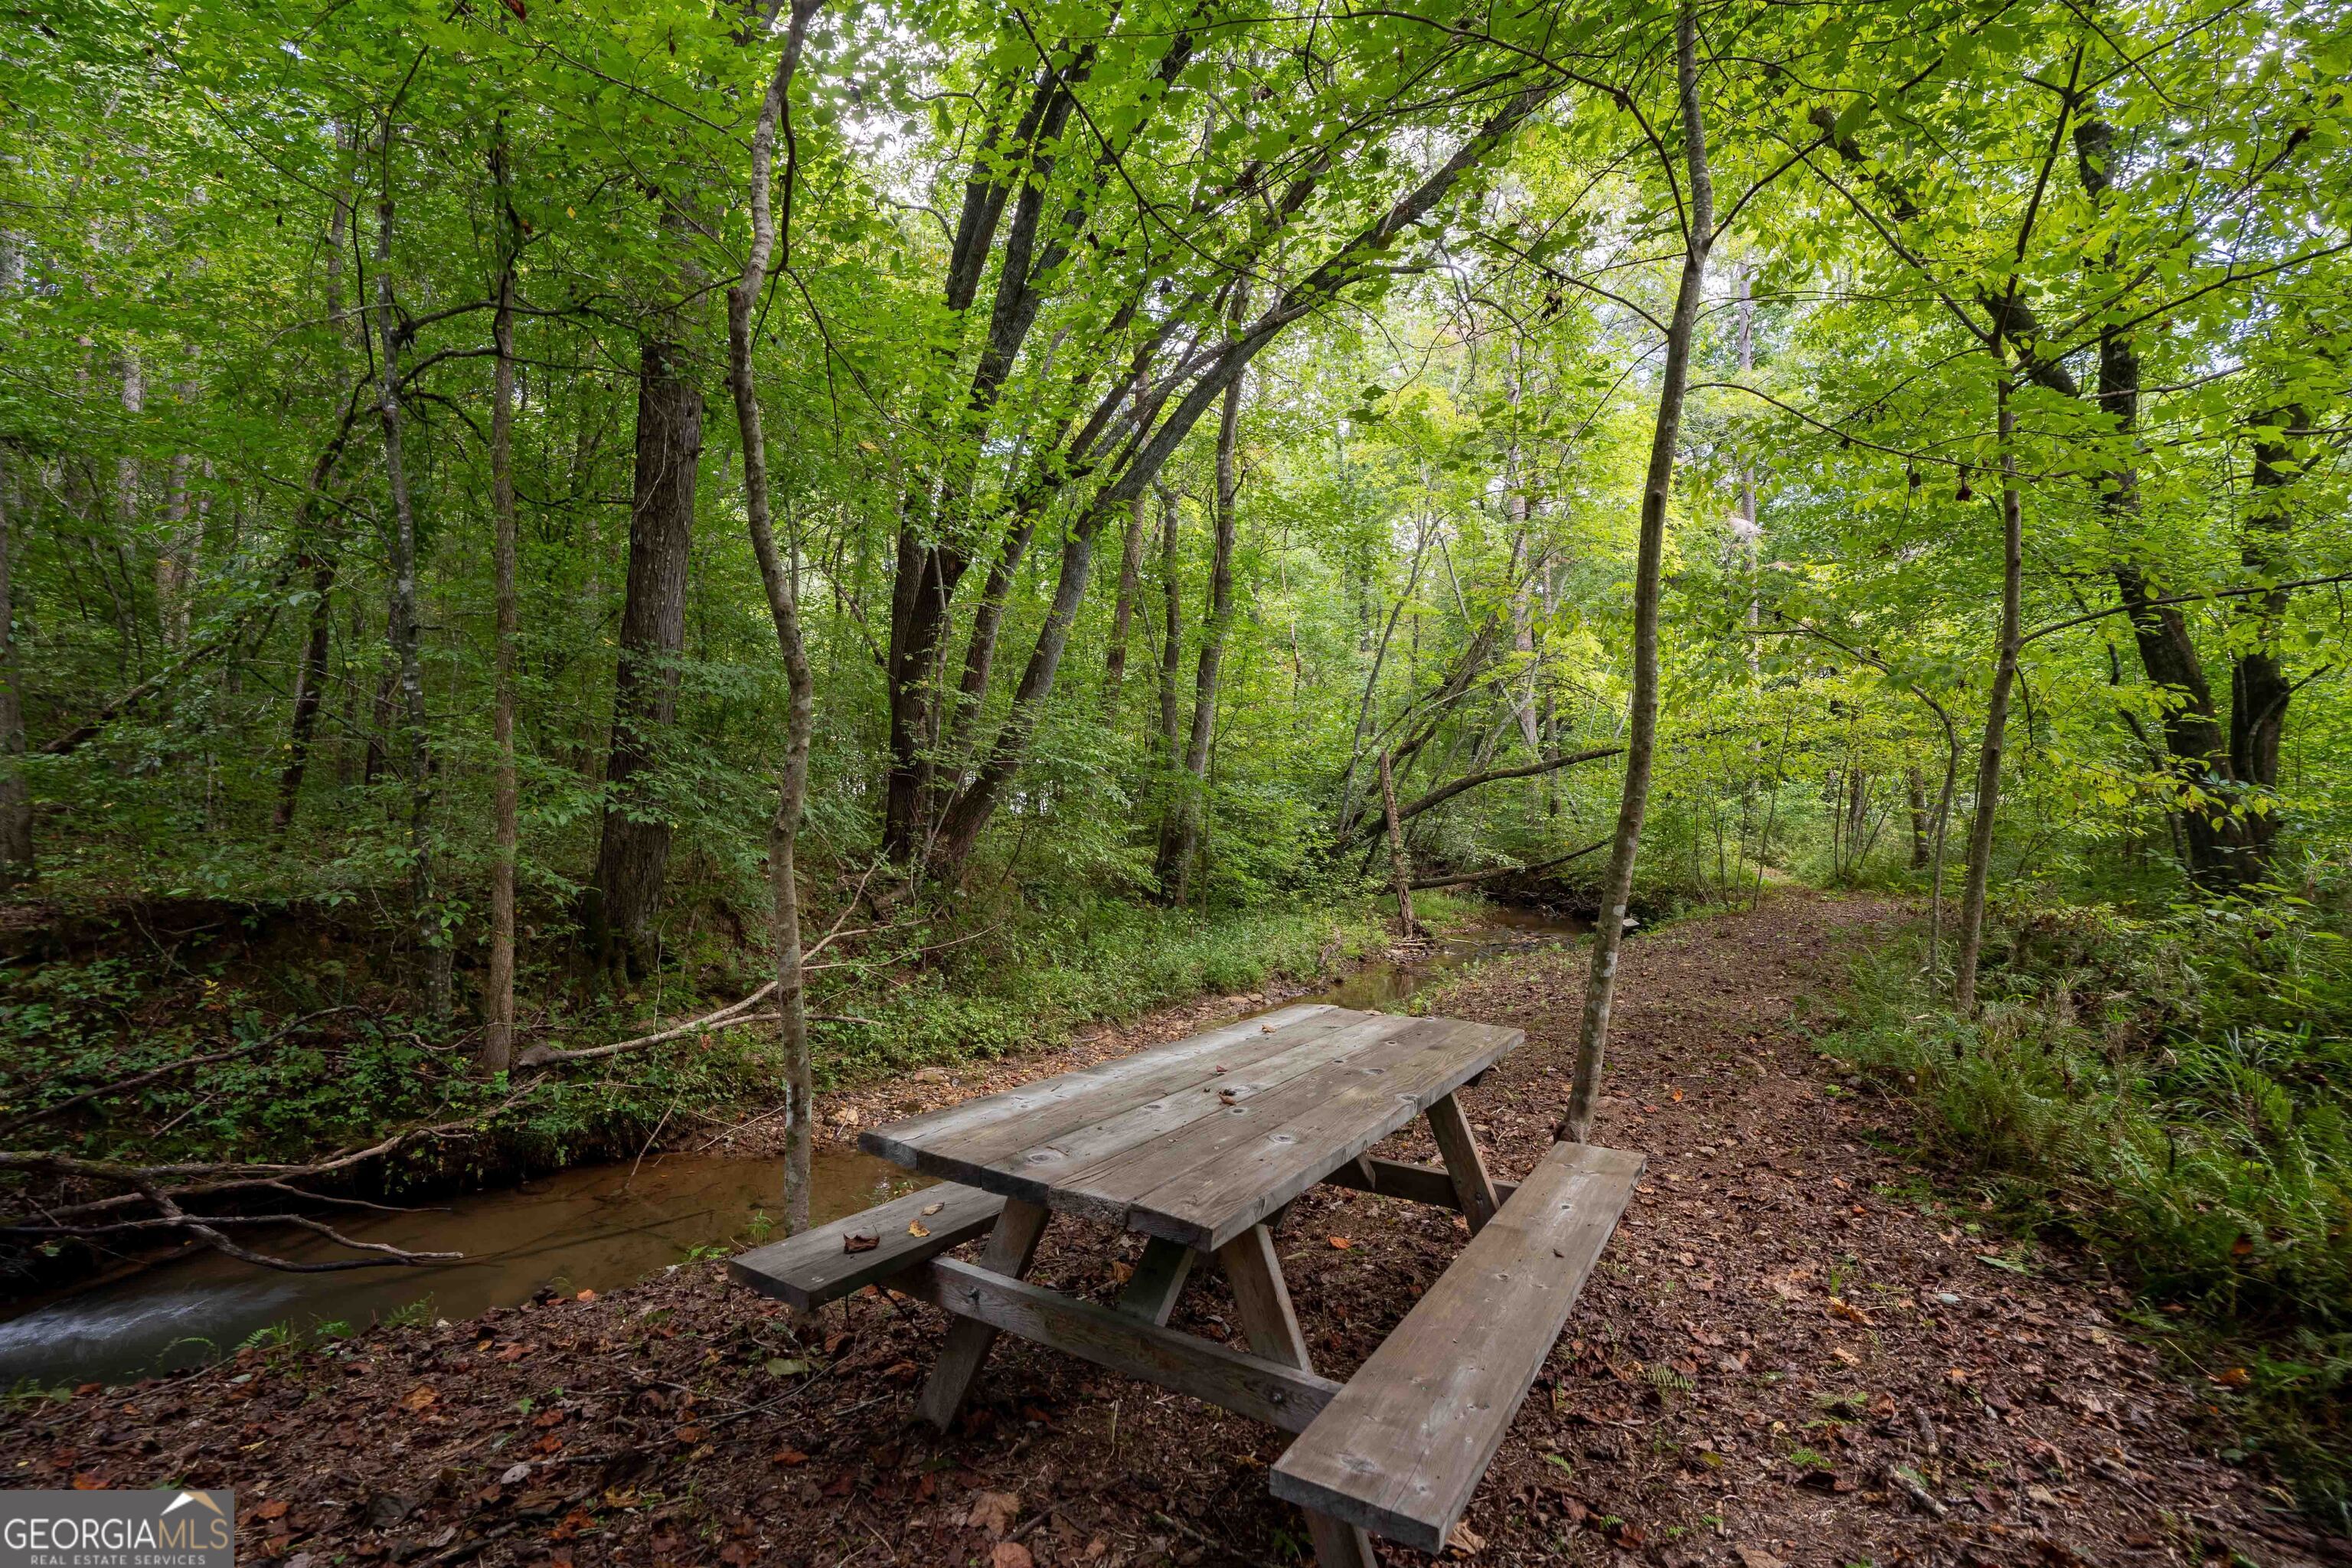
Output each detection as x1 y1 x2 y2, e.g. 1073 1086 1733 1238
1825 896 2352 1504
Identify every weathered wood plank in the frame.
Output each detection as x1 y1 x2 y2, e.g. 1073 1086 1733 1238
860 1004 1338 1170
1113 1236 1199 1327
1216 1223 1379 1568
1320 1155 1518 1211
905 1257 1340 1434
991 1014 1414 1227
727 1183 1001 1312
1426 1091 1501 1235
1121 1019 1524 1249
914 1198 1050 1430
1269 1142 1645 1553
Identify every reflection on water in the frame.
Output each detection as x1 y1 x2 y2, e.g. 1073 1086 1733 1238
0 1147 924 1388
2 906 1586 1389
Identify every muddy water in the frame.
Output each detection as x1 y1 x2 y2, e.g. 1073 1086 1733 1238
1 906 1584 1389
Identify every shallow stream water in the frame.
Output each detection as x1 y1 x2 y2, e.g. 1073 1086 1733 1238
0 905 1585 1387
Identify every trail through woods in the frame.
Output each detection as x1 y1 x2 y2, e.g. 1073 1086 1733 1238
5 893 2341 1568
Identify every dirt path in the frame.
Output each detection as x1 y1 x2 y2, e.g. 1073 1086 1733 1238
6 893 2338 1568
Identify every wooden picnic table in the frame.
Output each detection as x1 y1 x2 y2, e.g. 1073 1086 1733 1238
732 1001 1643 1566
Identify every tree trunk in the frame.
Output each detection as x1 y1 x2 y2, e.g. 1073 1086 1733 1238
1561 1 1710 1145
1906 766 1929 869
728 0 822 1230
1158 314 1247 900
372 165 449 1021
1155 480 1184 782
1377 751 1416 937
0 456 31 886
485 143 521 1073
1103 487 1148 705
2226 402 2307 871
2073 117 2253 892
1953 375 2024 1015
587 335 701 977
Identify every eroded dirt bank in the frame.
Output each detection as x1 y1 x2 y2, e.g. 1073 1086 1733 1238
6 892 2341 1568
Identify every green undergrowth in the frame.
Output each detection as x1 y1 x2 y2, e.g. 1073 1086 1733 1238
0 889 1445 1200
1821 890 2352 1515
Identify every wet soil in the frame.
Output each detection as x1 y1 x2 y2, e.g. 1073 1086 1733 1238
5 891 2342 1568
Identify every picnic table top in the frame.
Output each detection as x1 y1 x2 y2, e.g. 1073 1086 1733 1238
860 1002 1524 1251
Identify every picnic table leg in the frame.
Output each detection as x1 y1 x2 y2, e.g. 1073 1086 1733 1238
1427 1090 1501 1234
1214 1223 1376 1568
916 1197 1050 1430
1113 1236 1199 1327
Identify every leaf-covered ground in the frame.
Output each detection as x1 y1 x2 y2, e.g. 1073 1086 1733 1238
7 893 2346 1568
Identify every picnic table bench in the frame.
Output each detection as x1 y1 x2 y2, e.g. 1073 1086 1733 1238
730 1002 1642 1564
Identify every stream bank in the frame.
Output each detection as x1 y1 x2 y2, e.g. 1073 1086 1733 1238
2 905 1586 1389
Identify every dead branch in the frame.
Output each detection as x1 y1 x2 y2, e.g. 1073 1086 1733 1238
1347 746 1625 841
1410 836 1610 889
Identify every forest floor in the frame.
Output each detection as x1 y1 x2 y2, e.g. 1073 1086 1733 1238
7 890 2346 1568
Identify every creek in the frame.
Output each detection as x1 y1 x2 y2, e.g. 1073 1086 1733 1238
0 905 1585 1387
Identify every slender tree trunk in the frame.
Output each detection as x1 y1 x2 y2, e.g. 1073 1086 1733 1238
588 332 701 976
1377 750 1416 937
1560 2 1711 1145
1155 479 1184 792
1159 312 1246 899
1906 766 1929 868
1103 487 1147 706
1924 697 1958 988
485 142 522 1073
1954 375 2024 1015
372 158 449 1021
0 456 31 886
728 0 822 1232
2227 402 2307 871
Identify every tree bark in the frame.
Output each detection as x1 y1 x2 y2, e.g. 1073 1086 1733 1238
1905 766 1929 868
1103 486 1148 705
587 333 701 977
1953 375 2024 1015
1155 482 1184 778
1159 306 1247 900
485 139 522 1074
1561 2 1711 1145
2226 402 2307 868
1377 751 1416 936
371 161 449 1021
728 0 822 1232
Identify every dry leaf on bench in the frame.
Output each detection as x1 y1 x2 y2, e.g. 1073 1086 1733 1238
843 1231 880 1254
920 1201 945 1217
908 1220 930 1238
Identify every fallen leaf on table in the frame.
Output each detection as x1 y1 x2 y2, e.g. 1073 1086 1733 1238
843 1231 880 1254
991 1545 1034 1568
1328 1236 1354 1250
908 1220 930 1238
920 1201 945 1217
967 1490 1021 1537
1218 1089 1239 1104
